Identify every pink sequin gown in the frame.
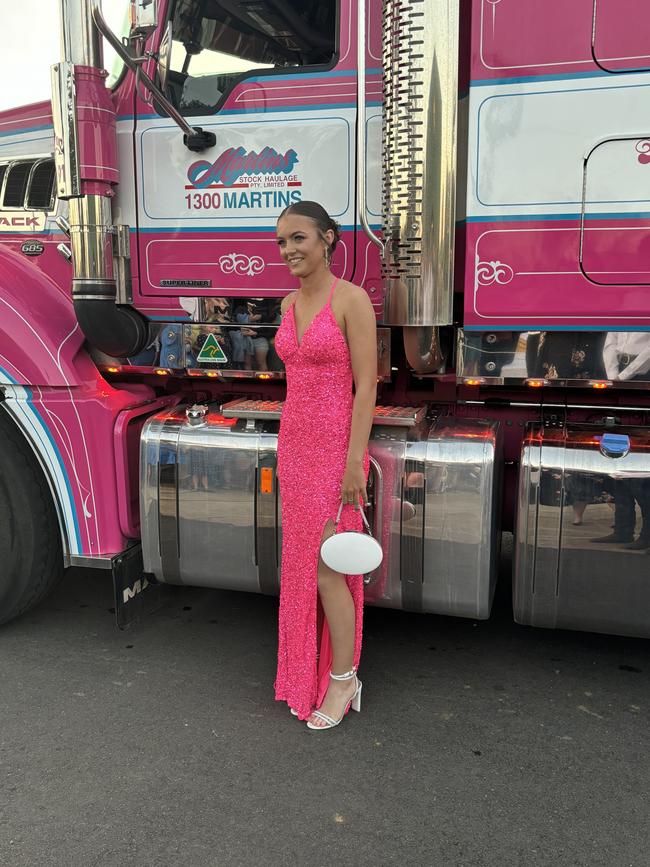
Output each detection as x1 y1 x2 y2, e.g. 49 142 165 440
274 277 368 720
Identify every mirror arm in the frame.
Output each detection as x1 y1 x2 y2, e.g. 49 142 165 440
90 0 216 152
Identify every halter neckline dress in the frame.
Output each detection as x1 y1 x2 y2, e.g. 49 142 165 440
273 276 368 720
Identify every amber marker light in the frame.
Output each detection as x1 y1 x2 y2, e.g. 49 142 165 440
257 373 271 380
154 368 169 376
260 467 274 494
463 377 485 386
105 366 120 374
525 378 547 388
590 380 611 389
206 371 219 378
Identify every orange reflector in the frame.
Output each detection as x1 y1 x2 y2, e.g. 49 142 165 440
105 366 120 374
257 373 271 380
590 380 611 389
206 371 219 378
260 467 274 494
463 377 485 386
154 368 169 376
525 378 546 388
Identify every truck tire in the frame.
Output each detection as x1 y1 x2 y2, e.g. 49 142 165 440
0 407 64 625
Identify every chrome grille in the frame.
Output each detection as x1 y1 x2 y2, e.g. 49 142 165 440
0 157 56 211
3 162 34 207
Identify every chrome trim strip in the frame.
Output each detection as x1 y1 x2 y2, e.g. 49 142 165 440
256 434 280 595
364 455 384 586
400 440 427 612
158 422 181 584
113 224 133 303
51 60 81 199
69 551 134 570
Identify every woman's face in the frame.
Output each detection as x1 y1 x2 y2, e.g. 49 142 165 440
276 213 334 279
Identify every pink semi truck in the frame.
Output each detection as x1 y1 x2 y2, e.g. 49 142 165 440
1 0 649 636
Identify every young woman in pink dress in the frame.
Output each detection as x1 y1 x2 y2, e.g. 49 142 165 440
273 201 377 730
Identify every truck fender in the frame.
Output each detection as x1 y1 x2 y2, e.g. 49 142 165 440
0 244 84 387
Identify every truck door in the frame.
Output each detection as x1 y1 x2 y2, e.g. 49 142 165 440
132 0 375 309
580 1 650 292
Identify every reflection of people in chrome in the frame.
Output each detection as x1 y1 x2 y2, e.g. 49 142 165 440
592 476 650 552
603 333 650 382
234 300 269 370
526 332 606 380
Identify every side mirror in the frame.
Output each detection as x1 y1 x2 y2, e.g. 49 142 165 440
92 0 215 152
130 0 158 34
158 20 173 93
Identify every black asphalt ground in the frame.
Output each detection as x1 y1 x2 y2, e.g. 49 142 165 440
1 542 649 867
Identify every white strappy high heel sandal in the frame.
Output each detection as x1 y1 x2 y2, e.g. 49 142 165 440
306 668 362 730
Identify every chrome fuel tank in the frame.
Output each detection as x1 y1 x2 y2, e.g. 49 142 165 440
141 406 279 594
515 424 650 638
140 405 502 619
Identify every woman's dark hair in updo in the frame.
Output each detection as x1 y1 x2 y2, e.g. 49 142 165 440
277 200 341 253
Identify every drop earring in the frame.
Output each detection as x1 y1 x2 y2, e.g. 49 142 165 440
324 246 331 268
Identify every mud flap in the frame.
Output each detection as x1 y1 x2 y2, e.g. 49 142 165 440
111 544 163 630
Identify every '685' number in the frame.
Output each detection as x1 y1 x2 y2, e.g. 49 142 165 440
185 192 221 210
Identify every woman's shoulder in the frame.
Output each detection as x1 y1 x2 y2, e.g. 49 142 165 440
280 291 298 315
333 279 374 315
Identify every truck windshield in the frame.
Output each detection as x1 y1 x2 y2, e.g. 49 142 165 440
0 0 129 112
166 0 336 115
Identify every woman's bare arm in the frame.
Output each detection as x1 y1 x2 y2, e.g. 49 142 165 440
341 285 377 506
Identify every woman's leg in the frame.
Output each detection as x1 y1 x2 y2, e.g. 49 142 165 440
308 525 359 727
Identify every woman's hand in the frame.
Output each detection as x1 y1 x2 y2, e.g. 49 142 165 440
341 459 368 509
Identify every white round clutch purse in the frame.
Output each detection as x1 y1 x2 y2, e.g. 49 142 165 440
320 501 383 575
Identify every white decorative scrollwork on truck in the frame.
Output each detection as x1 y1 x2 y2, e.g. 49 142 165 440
218 253 265 277
476 259 514 286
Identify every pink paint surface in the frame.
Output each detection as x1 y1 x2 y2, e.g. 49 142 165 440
75 66 119 191
0 100 52 134
464 219 650 327
0 244 160 556
472 0 650 80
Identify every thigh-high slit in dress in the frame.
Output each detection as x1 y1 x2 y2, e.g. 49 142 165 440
273 277 369 720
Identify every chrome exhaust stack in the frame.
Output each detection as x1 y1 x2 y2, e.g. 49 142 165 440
51 0 148 357
381 0 460 371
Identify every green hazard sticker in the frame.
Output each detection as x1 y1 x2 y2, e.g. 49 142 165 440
197 332 228 364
